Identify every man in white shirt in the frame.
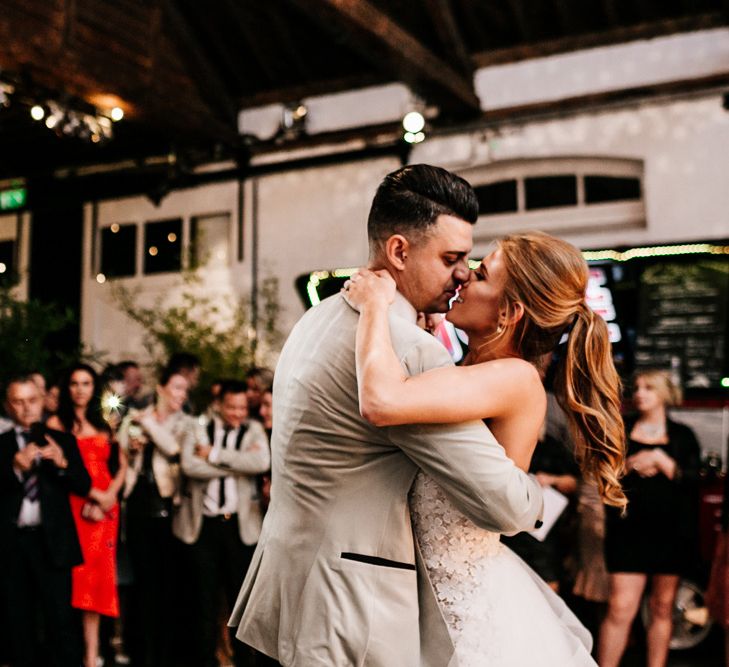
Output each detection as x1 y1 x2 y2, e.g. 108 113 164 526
174 379 270 667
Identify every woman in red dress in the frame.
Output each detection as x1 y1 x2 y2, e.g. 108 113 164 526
48 363 127 667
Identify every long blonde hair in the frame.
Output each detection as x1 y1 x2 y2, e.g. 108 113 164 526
489 232 626 510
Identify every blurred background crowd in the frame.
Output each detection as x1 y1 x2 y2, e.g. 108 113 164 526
2 346 729 667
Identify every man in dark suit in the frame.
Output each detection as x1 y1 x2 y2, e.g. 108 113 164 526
0 375 91 667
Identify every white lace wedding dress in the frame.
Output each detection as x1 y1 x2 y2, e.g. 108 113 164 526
411 473 597 666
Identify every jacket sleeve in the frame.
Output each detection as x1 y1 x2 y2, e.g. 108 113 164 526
673 423 701 486
385 338 544 535
56 432 92 497
139 413 181 459
0 434 23 495
180 422 227 480
210 420 271 475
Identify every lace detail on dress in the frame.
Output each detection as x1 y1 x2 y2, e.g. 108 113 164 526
410 472 596 666
410 473 503 644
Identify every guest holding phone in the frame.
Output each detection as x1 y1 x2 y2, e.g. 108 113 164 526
0 374 91 667
47 363 127 667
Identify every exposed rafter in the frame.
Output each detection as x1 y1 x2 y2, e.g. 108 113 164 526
162 0 239 133
473 13 729 67
286 0 481 114
423 0 473 75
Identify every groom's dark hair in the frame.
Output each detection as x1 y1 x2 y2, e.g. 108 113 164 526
367 164 478 256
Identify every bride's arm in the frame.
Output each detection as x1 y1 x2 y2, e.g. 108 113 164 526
348 270 543 428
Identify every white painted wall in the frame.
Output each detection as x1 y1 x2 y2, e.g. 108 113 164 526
411 94 729 256
77 28 729 360
475 28 729 111
79 157 397 362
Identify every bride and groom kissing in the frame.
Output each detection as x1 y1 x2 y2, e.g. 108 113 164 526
229 164 625 666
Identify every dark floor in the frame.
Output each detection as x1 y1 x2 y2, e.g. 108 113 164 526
623 625 724 666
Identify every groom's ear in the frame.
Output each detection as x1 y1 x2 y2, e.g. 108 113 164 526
384 234 410 271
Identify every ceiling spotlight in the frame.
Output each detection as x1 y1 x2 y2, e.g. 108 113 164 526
30 105 45 121
402 111 425 134
111 106 124 121
45 114 59 129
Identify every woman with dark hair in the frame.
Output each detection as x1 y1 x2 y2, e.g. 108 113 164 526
117 365 192 667
345 231 626 665
47 363 127 667
599 369 700 667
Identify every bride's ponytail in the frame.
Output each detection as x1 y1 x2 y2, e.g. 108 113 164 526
496 232 627 510
555 303 627 510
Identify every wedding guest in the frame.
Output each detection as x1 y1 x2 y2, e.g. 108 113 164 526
257 385 273 510
43 381 61 421
706 448 729 666
47 364 127 667
244 367 273 420
118 360 144 406
599 369 700 667
501 423 579 591
571 479 610 640
29 370 47 397
118 367 191 667
174 380 270 667
0 375 91 667
166 352 201 414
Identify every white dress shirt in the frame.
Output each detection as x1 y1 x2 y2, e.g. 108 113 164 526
13 426 42 527
203 418 241 516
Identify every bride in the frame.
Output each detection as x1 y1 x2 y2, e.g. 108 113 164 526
345 231 626 666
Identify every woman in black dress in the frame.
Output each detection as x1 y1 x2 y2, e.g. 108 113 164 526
598 370 700 667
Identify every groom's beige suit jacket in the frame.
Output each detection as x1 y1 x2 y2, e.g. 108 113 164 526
229 292 544 667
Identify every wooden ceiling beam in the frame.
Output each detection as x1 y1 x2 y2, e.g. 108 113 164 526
506 0 533 42
261 2 310 82
162 0 239 131
600 0 619 28
473 13 728 68
238 73 387 108
286 0 480 113
225 0 282 86
423 0 473 75
552 0 581 35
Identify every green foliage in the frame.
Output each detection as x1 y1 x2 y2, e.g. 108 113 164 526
0 288 84 385
112 272 283 407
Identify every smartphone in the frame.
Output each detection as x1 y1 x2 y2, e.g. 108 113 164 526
29 422 49 447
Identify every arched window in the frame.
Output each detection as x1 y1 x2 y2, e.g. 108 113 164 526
460 157 645 240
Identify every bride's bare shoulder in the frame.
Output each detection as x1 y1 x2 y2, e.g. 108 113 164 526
473 357 546 402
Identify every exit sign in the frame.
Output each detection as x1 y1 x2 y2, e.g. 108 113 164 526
0 188 27 211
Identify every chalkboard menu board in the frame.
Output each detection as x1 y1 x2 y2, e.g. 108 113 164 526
635 261 728 389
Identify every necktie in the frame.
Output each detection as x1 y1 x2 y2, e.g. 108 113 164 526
218 426 232 510
21 431 39 502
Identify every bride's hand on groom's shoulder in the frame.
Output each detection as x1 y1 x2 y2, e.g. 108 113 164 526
343 268 396 310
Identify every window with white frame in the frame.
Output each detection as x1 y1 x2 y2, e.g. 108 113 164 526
98 211 234 280
462 157 645 239
100 223 137 278
144 218 182 274
190 213 232 268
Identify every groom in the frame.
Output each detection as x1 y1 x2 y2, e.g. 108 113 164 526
229 164 544 666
